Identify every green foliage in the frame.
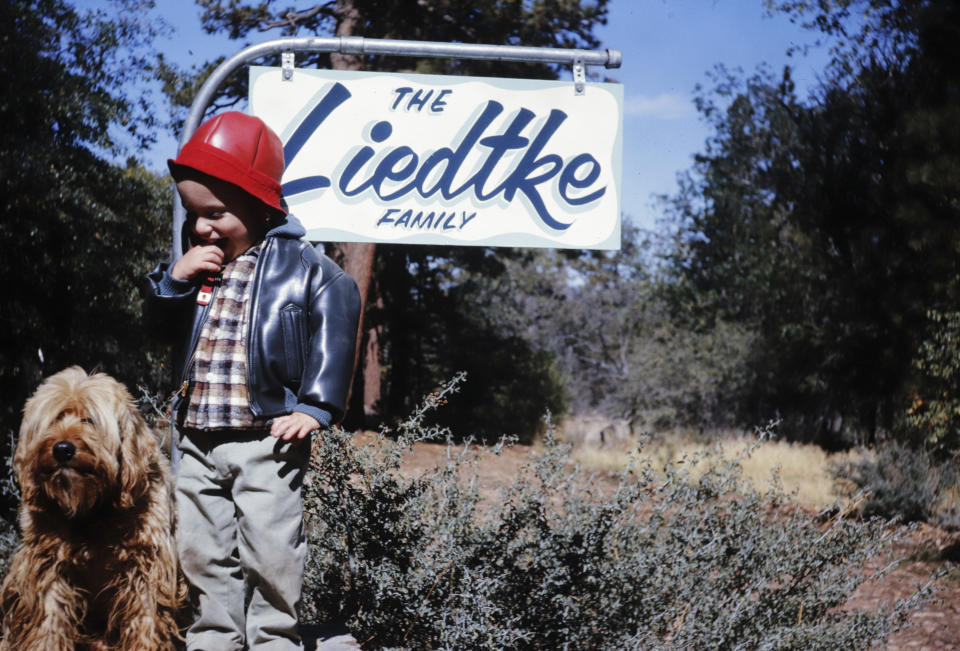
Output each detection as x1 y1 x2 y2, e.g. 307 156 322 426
0 0 173 518
0 447 20 578
430 334 567 444
463 223 756 430
906 310 960 452
665 1 960 445
301 380 929 648
832 441 960 530
368 247 569 444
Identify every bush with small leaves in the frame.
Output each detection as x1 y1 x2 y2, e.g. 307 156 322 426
832 441 959 529
0 436 20 577
907 310 960 453
300 377 931 649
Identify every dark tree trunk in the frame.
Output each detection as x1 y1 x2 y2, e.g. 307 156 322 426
329 0 381 428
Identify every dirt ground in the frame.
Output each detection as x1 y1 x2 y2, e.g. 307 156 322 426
850 525 960 650
392 438 960 649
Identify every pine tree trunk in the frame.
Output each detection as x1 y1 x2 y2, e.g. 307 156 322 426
330 0 381 427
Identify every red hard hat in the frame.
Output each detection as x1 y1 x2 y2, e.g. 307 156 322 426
168 111 287 214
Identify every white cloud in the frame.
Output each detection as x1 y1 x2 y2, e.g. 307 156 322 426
623 93 695 120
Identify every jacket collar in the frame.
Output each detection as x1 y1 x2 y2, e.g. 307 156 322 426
267 213 306 239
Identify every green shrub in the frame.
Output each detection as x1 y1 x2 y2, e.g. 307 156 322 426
907 310 960 452
832 441 959 529
301 379 930 649
0 433 20 577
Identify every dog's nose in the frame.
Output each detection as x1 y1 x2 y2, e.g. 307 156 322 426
52 441 76 464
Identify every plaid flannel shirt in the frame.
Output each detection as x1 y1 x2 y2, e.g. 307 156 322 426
179 244 268 431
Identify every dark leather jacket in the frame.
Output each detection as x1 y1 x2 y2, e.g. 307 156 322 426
145 215 361 427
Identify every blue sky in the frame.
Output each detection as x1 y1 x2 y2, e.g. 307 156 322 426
80 0 834 232
600 1 831 230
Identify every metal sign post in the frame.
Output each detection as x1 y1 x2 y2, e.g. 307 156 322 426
172 36 622 256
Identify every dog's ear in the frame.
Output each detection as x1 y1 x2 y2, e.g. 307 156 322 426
13 373 58 506
116 400 157 509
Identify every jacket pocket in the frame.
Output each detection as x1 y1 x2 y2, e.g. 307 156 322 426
279 304 307 387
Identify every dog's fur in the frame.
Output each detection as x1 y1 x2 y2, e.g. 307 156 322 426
0 367 184 650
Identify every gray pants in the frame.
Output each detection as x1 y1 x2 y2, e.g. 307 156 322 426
176 429 310 651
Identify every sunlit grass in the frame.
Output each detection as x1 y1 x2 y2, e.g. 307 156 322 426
567 428 865 511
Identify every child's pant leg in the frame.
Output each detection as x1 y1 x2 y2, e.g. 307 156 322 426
233 436 310 650
176 432 246 651
176 431 309 651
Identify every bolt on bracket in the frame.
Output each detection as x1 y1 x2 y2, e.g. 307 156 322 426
572 56 585 95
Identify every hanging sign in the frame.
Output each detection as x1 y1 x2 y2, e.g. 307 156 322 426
249 66 623 249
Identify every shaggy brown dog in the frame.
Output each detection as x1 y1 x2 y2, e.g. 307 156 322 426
0 367 184 650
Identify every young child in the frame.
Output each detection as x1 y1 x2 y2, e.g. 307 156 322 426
145 111 361 650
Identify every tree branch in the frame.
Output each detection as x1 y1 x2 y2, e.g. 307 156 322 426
257 3 336 32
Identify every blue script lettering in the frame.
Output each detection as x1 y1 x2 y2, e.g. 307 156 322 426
392 87 453 112
377 208 478 231
281 85 606 231
558 153 604 206
280 82 352 194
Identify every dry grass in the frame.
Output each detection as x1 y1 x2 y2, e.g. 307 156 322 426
568 429 866 511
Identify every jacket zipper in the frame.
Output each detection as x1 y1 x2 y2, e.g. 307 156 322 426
245 239 270 417
176 274 220 399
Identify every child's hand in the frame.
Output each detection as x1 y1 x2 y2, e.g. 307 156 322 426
270 412 321 442
171 244 224 280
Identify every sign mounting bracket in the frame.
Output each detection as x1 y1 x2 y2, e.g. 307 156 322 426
572 56 585 95
281 51 295 81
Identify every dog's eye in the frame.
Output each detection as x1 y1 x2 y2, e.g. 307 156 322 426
54 410 94 425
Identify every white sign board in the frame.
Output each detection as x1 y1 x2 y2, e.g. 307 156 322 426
249 66 623 249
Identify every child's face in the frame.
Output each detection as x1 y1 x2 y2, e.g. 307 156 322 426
177 174 268 265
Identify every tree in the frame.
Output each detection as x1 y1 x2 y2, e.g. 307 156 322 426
0 0 172 459
160 0 611 433
665 0 960 445
905 310 960 453
468 223 755 432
